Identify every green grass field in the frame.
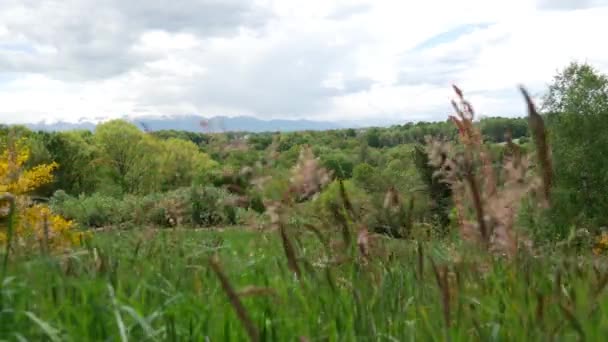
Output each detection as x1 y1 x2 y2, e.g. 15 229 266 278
1 228 607 341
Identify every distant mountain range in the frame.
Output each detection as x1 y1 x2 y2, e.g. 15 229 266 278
24 115 351 133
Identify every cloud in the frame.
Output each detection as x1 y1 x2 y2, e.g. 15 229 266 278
0 0 271 80
326 3 372 20
0 0 608 125
537 0 608 10
413 23 493 51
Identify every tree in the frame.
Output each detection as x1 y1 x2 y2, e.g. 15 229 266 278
43 130 100 196
321 153 354 180
543 62 608 229
366 128 381 148
124 134 164 194
544 63 608 115
159 138 217 191
353 163 377 191
94 120 146 194
479 117 528 143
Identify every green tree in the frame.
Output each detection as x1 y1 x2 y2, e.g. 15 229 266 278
43 130 101 196
94 120 161 194
125 134 164 194
543 62 608 230
353 163 378 191
160 138 217 191
321 153 354 180
366 128 381 148
479 117 528 142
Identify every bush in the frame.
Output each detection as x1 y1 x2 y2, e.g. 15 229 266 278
51 186 236 229
191 186 234 227
51 192 124 228
147 188 191 227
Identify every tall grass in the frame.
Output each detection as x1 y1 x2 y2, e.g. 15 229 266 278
0 229 607 340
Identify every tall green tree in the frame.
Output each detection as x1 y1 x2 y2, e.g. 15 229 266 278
159 138 217 191
43 130 100 196
543 62 608 229
94 120 147 194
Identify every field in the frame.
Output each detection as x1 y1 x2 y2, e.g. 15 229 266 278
2 62 608 340
1 228 607 341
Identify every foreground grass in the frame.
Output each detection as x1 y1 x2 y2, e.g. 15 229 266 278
1 228 607 341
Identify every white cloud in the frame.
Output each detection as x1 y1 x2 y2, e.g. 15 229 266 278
0 0 607 124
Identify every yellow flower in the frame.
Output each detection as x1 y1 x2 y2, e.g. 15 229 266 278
1 136 81 252
593 233 608 255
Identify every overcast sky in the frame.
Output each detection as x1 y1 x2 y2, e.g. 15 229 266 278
1 0 607 124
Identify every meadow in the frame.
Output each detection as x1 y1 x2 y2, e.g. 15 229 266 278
2 228 607 341
1 62 608 340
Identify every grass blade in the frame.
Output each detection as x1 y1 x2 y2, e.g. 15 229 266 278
24 311 62 342
209 256 259 342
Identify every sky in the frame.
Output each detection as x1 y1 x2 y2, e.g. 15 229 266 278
1 0 607 125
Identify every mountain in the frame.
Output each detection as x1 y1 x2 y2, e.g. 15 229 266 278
26 121 97 132
24 115 347 133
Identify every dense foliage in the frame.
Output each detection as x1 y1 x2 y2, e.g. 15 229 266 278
542 63 608 234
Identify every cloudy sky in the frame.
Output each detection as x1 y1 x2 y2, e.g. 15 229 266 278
1 0 607 125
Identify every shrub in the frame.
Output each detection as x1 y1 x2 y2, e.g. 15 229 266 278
51 192 123 228
191 186 233 227
51 185 240 229
0 137 81 252
147 188 191 227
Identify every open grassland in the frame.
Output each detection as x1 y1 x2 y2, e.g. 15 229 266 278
1 228 607 341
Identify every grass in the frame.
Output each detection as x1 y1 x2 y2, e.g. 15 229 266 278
1 228 608 341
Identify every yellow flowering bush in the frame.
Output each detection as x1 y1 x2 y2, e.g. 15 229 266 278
593 232 608 255
1 137 83 252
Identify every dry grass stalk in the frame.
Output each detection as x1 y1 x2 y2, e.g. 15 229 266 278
559 303 585 340
536 292 545 324
236 286 279 299
289 145 333 202
417 242 424 281
266 200 301 279
209 256 260 342
329 202 352 247
338 179 356 218
264 145 334 280
504 129 522 167
383 186 401 212
357 226 370 260
279 223 302 279
430 258 451 328
427 85 548 257
520 86 552 205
